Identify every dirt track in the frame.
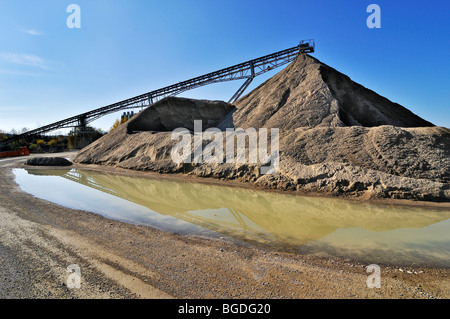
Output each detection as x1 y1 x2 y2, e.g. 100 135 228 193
0 152 449 299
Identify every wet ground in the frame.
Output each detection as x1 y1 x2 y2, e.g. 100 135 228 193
0 152 449 299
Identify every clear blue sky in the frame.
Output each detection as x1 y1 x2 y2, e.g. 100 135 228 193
0 0 448 133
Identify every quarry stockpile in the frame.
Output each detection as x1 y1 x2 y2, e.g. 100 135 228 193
75 54 450 201
127 97 233 132
26 157 73 166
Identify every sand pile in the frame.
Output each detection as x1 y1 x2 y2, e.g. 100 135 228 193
74 54 449 201
217 54 433 130
127 97 233 132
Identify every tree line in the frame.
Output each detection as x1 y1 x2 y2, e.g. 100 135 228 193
1 114 130 153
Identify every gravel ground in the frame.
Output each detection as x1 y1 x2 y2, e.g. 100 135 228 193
0 152 448 299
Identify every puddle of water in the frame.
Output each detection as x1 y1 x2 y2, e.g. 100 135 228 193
13 168 450 267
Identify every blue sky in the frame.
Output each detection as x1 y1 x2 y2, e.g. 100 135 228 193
0 0 448 133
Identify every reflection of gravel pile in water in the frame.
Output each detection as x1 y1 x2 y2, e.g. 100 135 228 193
74 54 450 201
20 168 450 267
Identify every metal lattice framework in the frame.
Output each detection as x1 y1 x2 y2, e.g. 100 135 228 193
2 40 314 144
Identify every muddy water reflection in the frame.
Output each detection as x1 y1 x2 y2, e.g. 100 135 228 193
14 168 450 267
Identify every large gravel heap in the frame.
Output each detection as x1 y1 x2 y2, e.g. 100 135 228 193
75 54 450 201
